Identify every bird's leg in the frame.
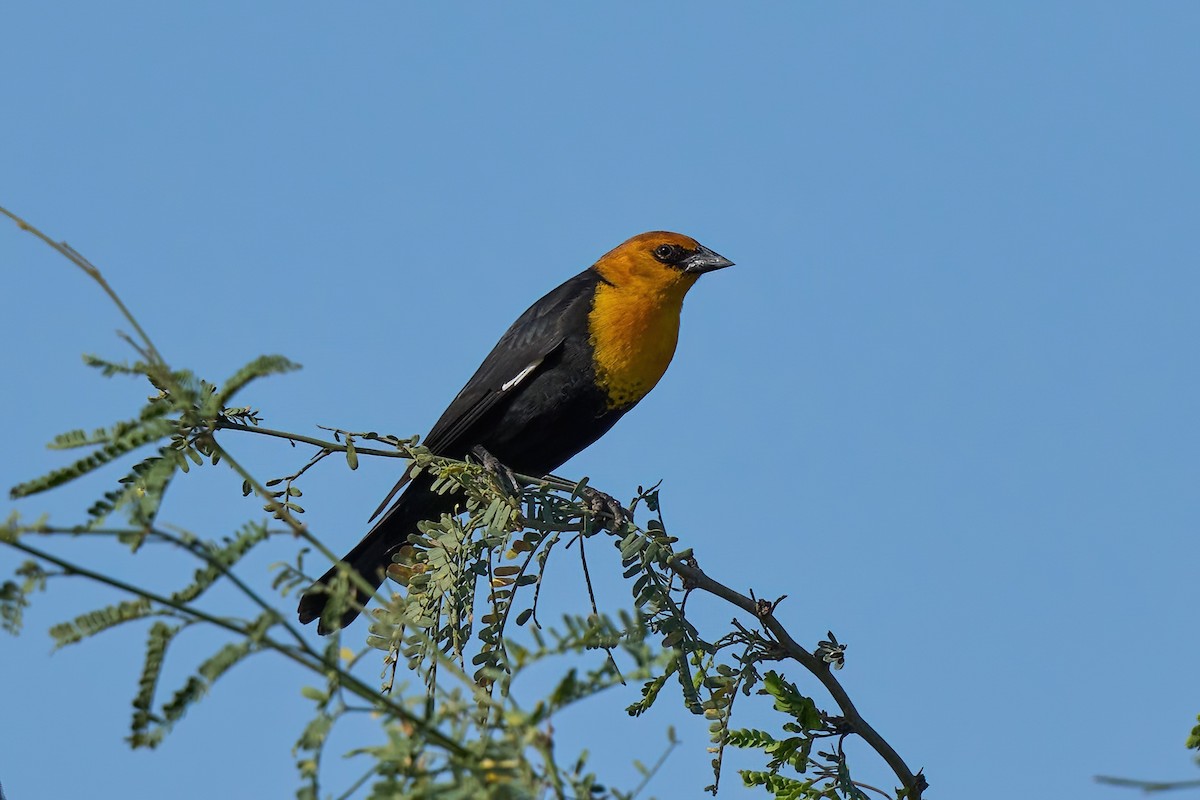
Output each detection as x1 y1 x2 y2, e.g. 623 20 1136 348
578 485 632 533
469 445 522 497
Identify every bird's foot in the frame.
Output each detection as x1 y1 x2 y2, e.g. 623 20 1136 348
578 486 632 533
470 445 522 496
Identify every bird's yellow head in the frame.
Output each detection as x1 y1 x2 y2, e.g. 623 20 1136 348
592 231 734 291
587 231 732 409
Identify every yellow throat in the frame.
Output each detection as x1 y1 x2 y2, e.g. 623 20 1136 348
587 268 699 410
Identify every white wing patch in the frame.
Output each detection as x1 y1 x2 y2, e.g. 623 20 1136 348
501 360 541 392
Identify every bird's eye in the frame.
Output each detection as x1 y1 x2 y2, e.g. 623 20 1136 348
653 244 680 263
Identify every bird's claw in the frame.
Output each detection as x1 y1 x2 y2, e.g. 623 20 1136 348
470 445 522 496
579 486 632 532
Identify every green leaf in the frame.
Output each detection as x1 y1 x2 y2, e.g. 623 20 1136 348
300 686 328 703
171 521 270 604
762 671 822 731
295 713 333 752
214 355 301 406
81 353 150 377
10 417 175 500
50 598 155 648
128 621 178 749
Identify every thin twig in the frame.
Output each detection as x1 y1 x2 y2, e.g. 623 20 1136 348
151 524 317 654
215 419 407 459
217 418 581 493
629 734 680 799
848 779 897 799
1 205 164 364
576 534 624 684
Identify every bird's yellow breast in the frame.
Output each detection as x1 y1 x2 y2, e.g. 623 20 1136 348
587 275 696 410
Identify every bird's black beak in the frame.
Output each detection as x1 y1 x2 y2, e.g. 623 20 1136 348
682 244 735 274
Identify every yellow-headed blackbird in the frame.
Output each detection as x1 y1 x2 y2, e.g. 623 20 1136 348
298 231 733 632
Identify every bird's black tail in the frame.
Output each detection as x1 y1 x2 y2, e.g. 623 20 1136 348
297 473 455 634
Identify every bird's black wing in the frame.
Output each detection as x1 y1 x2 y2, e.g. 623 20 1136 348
369 268 599 521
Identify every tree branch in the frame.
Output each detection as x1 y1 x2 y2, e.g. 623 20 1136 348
214 419 407 459
667 556 927 799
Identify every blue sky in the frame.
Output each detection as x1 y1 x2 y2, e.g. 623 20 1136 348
3 3 1198 798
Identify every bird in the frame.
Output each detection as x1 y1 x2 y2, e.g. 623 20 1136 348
298 231 733 633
